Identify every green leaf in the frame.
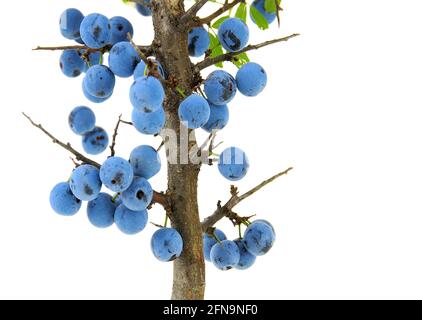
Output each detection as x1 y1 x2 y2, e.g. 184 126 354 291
250 5 269 30
231 52 250 68
211 15 230 29
235 3 247 23
208 32 224 68
264 0 281 14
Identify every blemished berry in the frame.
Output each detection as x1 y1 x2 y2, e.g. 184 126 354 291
60 8 84 40
68 106 96 135
69 164 102 201
236 62 267 97
201 102 229 133
82 127 109 155
80 13 111 49
188 27 210 57
151 228 183 262
210 240 240 270
100 157 134 193
132 108 165 135
136 0 152 17
234 238 257 270
243 221 276 256
114 204 148 235
83 65 115 98
218 18 249 52
60 49 84 78
109 16 134 45
130 76 164 112
178 94 210 129
251 0 277 25
49 182 82 216
129 145 161 180
133 58 166 80
203 229 227 262
87 193 116 228
204 70 237 106
82 79 111 103
108 41 141 78
121 176 153 211
218 147 249 181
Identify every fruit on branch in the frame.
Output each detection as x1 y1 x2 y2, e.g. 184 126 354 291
134 59 166 80
218 147 249 181
203 229 227 262
82 81 111 103
100 157 134 192
80 13 111 49
129 145 161 179
60 50 85 78
233 238 257 270
178 94 211 129
87 193 117 228
151 228 184 262
243 221 276 256
49 182 82 216
109 16 134 45
108 42 141 78
82 51 102 72
136 0 152 17
69 164 102 201
251 0 276 25
236 62 267 97
121 176 153 211
204 70 237 106
130 76 164 113
60 8 84 40
188 27 211 57
114 205 148 235
218 18 250 52
210 240 241 270
131 107 165 135
83 65 116 98
201 102 230 133
82 126 109 155
68 106 96 135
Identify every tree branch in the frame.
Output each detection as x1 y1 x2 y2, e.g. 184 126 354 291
22 112 168 208
110 114 123 157
181 0 210 25
193 0 244 27
201 167 293 231
196 33 300 70
33 44 153 55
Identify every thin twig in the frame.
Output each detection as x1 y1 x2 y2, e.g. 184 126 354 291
127 33 150 65
110 114 123 157
33 44 152 55
194 0 244 27
181 0 210 25
196 33 300 70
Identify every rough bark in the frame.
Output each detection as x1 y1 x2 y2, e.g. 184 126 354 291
152 0 206 300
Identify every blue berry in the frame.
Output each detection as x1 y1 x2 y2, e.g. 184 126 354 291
210 240 240 270
129 145 161 179
178 94 210 129
69 164 102 201
60 50 84 78
251 0 276 25
100 157 134 193
218 18 249 52
80 13 111 49
234 238 257 270
188 27 210 57
68 106 96 135
60 8 84 40
201 102 229 132
87 193 116 228
236 62 267 97
108 41 140 78
130 76 164 112
114 204 148 235
204 70 237 106
243 221 276 256
151 228 183 262
83 65 115 98
133 58 166 79
82 127 109 155
132 108 165 135
218 147 249 181
136 0 152 17
109 16 134 45
49 182 82 216
121 176 153 211
82 79 111 103
203 229 227 262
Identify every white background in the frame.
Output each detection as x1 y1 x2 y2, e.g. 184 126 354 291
0 0 422 300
